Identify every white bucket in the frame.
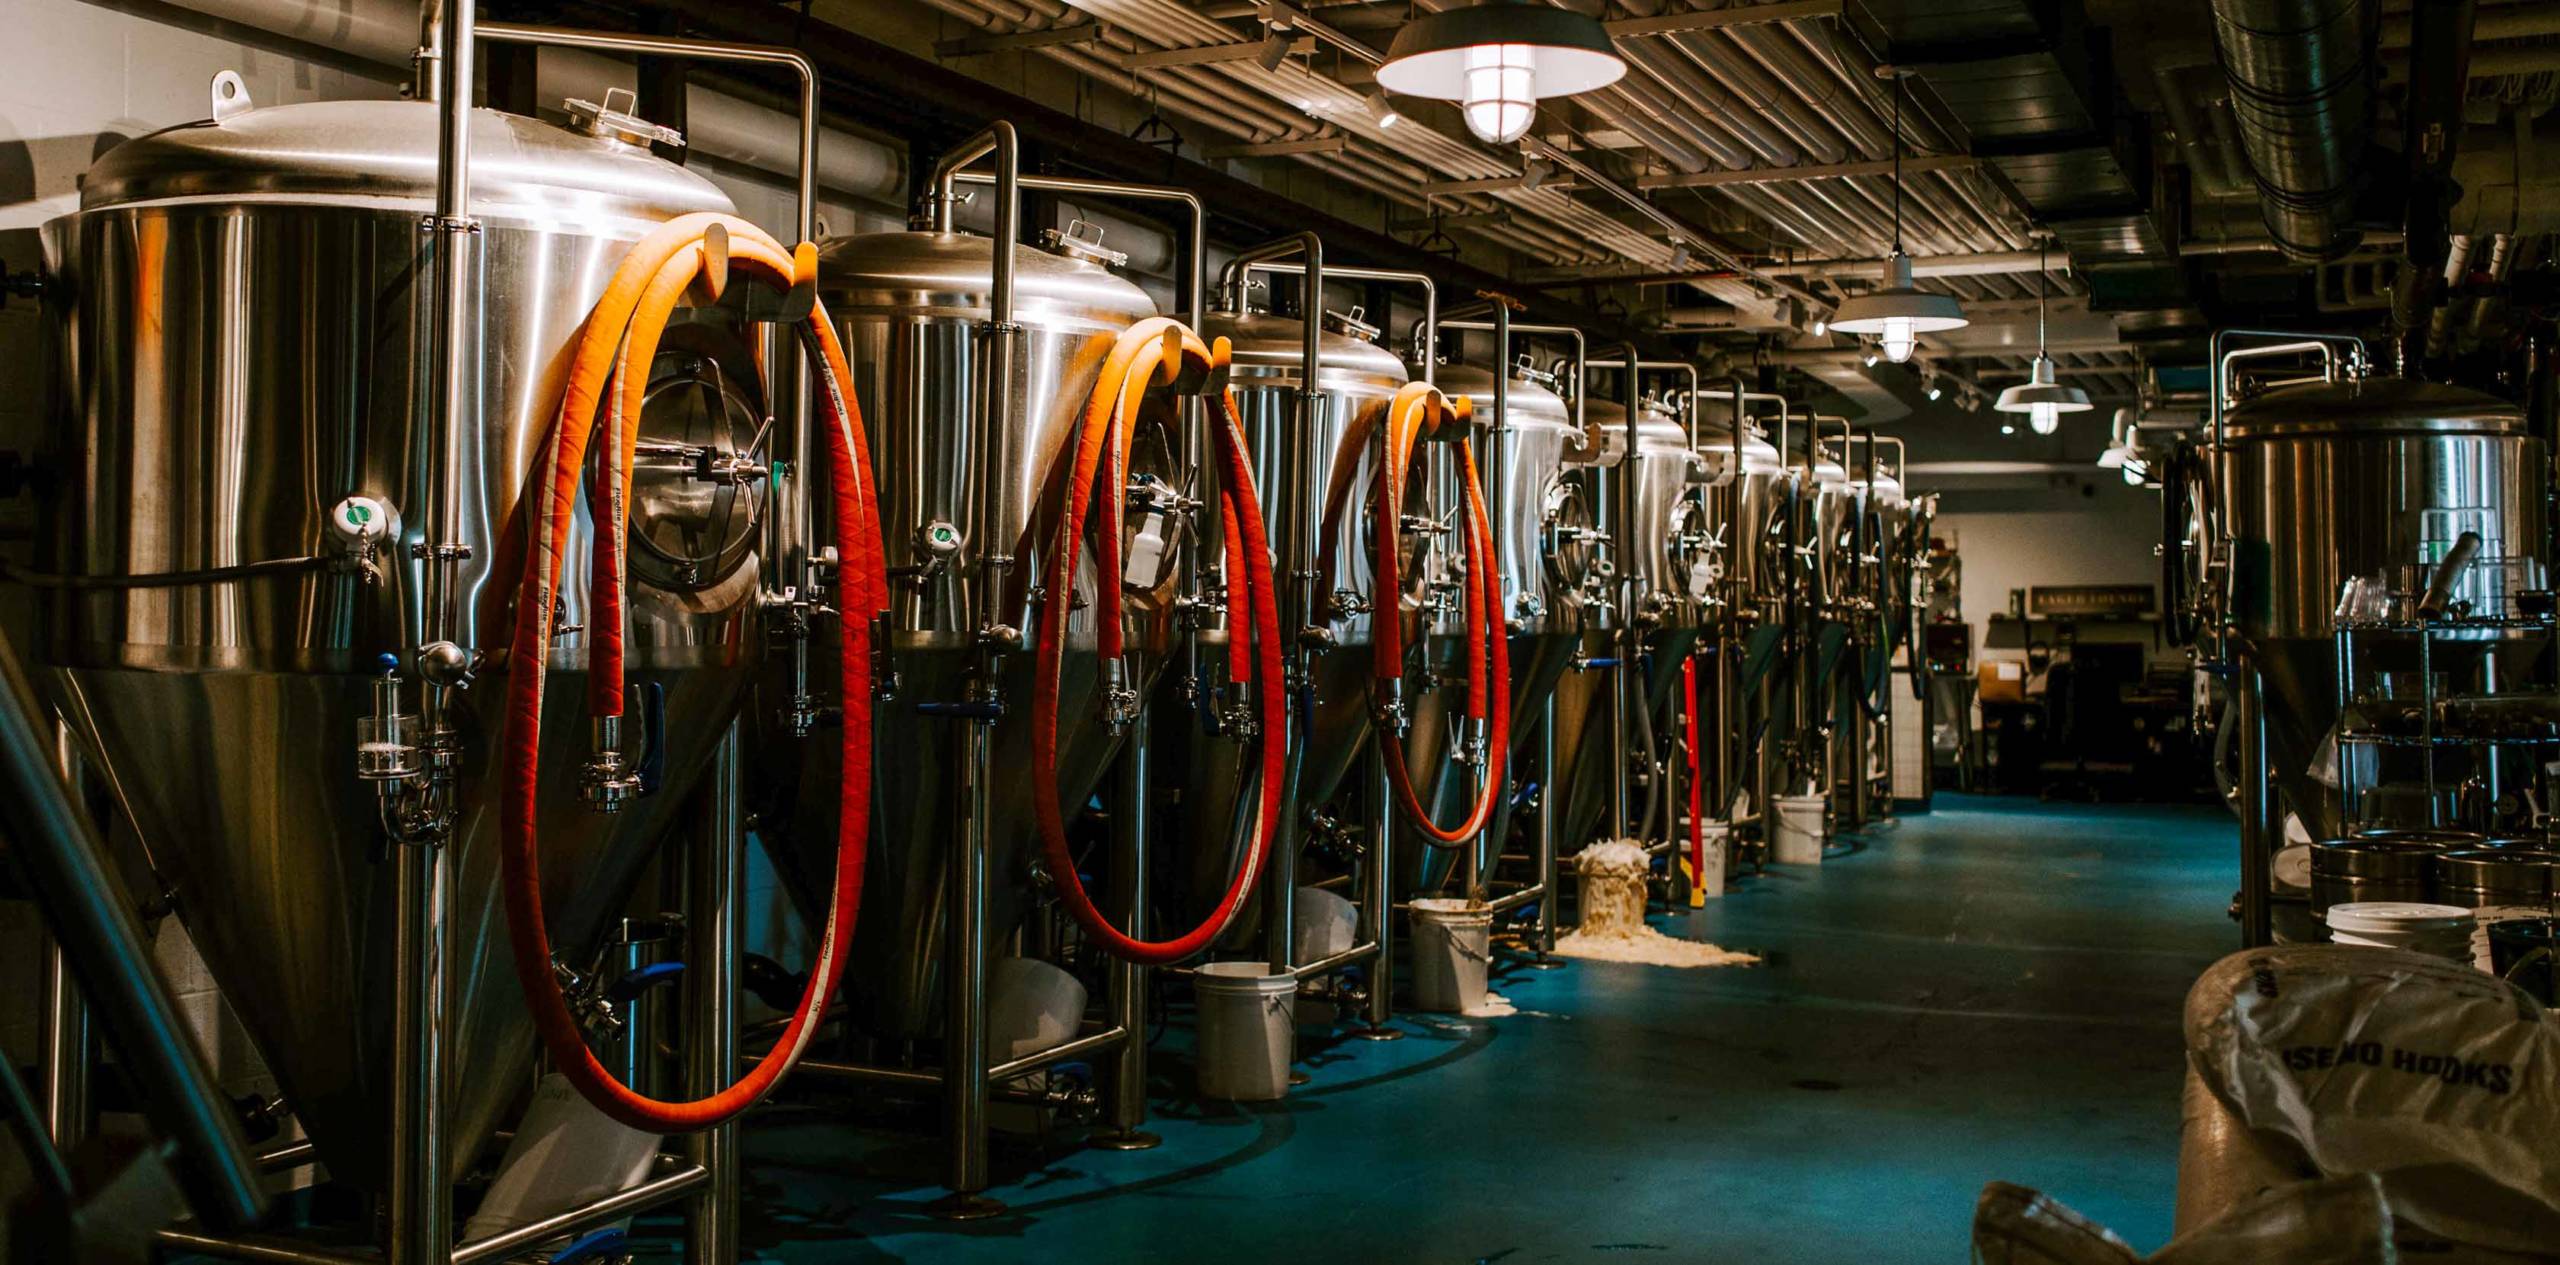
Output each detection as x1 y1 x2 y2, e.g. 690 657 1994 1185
2323 902 2476 963
1774 794 1828 865
462 1073 660 1248
986 957 1090 1131
1194 961 1296 1101
1410 898 1494 1014
1291 886 1357 965
1694 823 1730 900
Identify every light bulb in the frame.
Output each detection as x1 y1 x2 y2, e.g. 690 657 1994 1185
2030 403 2060 435
2122 463 2145 486
1461 43 1537 144
1999 423 2016 435
1811 316 1828 336
1880 315 1917 363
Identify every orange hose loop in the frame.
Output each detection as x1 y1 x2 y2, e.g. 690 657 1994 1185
1032 321 1287 965
1364 383 1511 847
500 213 885 1132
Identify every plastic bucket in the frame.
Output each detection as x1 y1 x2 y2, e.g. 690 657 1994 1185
1291 886 1357 965
1693 823 1730 901
988 957 1088 1063
1194 962 1296 1101
1774 794 1827 865
2322 901 2475 963
1410 898 1493 1013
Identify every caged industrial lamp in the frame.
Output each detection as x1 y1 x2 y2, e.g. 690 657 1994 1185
1376 0 1628 145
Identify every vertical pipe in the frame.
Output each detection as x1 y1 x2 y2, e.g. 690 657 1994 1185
42 723 90 1153
1605 346 1643 840
387 816 450 1265
1225 235 1322 977
1357 747 1401 1037
1095 710 1159 1146
397 9 476 1246
685 724 742 1263
939 716 996 1216
1536 695 1560 956
41 945 89 1151
2237 669 2274 947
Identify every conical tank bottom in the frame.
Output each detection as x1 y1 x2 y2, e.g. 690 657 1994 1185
50 661 749 1195
754 631 1162 1040
1400 628 1583 897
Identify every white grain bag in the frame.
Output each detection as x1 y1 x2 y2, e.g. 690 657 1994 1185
2184 944 2560 1257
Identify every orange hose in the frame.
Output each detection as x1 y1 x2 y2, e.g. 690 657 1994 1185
1031 324 1288 964
1326 384 1510 846
498 213 886 1132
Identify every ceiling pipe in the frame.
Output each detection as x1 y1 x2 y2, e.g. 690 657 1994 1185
2207 0 2380 262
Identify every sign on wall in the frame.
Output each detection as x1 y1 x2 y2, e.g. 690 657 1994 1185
2025 583 2156 618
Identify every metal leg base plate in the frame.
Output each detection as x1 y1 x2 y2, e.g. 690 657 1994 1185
1349 1025 1404 1042
1089 1128 1161 1152
1287 1070 1312 1086
1521 953 1569 971
927 1193 1007 1222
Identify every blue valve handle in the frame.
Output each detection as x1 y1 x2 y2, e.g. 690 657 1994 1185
605 960 686 1005
549 1228 628 1265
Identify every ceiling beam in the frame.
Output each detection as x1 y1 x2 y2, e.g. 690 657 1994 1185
1122 37 1313 70
1635 153 1980 191
1418 173 1574 196
935 22 1104 58
1607 0 1846 38
1202 136 1347 158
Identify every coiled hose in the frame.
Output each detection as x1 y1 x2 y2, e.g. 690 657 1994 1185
499 212 886 1132
1031 321 1287 965
1322 384 1510 848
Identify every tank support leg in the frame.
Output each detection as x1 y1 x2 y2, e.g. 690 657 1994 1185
1093 708 1159 1150
931 704 1004 1220
685 723 743 1262
1353 747 1403 1040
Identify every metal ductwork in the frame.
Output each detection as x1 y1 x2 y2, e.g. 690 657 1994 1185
2208 0 2381 263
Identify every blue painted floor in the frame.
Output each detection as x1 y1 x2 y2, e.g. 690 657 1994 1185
721 794 2237 1263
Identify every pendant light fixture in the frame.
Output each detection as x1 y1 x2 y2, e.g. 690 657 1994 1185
1828 68 1966 362
1995 237 2091 436
1376 1 1627 146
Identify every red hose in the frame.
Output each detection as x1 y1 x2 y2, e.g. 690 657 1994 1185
1684 652 1704 881
1032 325 1287 965
1350 384 1511 845
498 214 886 1132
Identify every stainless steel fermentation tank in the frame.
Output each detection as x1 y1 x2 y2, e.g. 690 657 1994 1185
35 82 763 1207
773 212 1169 1041
1178 254 1434 1007
1545 369 1704 858
1688 386 1791 854
2197 332 2549 943
1421 336 1596 930
761 147 1215 1215
1829 436 1920 829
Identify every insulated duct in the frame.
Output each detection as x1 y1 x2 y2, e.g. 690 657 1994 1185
2208 0 2381 262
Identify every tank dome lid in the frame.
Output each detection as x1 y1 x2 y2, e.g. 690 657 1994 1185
2224 377 2526 441
1436 361 1576 435
77 99 732 225
1202 309 1408 395
814 230 1156 332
